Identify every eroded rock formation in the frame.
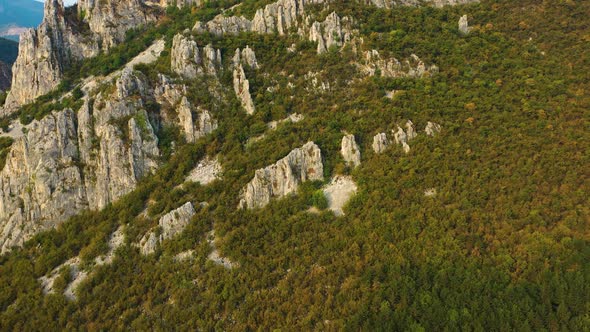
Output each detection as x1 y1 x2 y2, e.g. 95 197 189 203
171 34 222 79
363 0 479 8
341 134 361 168
459 14 470 34
139 202 196 255
0 67 161 253
372 132 390 154
233 47 258 115
360 50 438 78
425 121 442 136
240 142 323 209
5 0 159 109
177 97 217 143
391 120 416 153
309 12 353 54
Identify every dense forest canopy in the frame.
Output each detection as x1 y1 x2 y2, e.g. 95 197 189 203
0 0 588 330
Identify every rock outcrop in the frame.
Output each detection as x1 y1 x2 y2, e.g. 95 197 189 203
159 0 202 8
39 225 125 300
341 134 361 168
392 120 416 153
233 47 258 115
251 0 318 35
140 202 196 255
194 15 253 36
268 113 304 130
458 14 470 34
372 132 390 154
171 34 222 79
194 0 327 36
207 229 237 269
194 0 348 54
322 175 357 216
192 0 474 55
309 12 353 54
154 74 187 106
425 121 442 136
0 109 86 253
0 61 11 92
240 142 323 209
185 157 222 185
233 46 259 69
363 0 479 8
77 0 158 50
5 0 159 109
177 97 217 143
0 67 162 253
360 50 438 78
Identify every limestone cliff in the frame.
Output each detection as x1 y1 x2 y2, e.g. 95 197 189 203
308 12 353 54
459 14 470 34
240 142 324 209
193 0 476 56
360 50 438 78
233 47 258 115
139 202 196 255
0 67 161 253
372 132 391 154
171 34 222 79
362 0 479 8
392 120 416 153
4 0 159 109
177 97 218 143
341 134 361 168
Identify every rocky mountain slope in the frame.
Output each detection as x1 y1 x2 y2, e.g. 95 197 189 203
0 0 587 330
3 0 163 109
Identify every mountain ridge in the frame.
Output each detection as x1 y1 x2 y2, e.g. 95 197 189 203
0 0 587 330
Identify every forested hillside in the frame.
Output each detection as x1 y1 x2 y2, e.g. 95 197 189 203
0 0 588 330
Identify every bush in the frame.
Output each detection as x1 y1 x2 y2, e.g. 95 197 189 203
311 189 328 209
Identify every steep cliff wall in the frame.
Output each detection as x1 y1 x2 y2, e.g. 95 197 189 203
4 0 160 109
240 142 324 209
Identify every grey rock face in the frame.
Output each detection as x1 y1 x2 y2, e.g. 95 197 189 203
233 48 258 115
309 12 353 54
5 0 158 109
233 46 259 69
251 0 324 34
363 0 478 8
78 0 157 50
233 64 255 115
459 15 470 34
0 61 11 92
240 142 324 209
0 109 86 253
139 202 196 255
194 0 326 37
0 68 163 253
425 121 442 136
194 15 253 36
372 133 390 154
154 74 187 106
5 0 83 108
159 0 202 8
361 50 438 78
392 120 416 154
177 97 218 143
171 34 222 79
341 134 361 168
